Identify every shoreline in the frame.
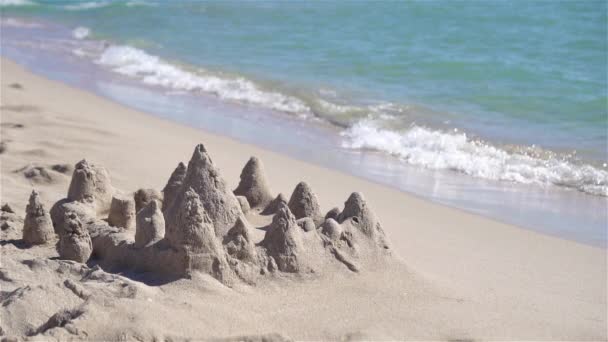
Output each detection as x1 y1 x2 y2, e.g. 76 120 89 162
1 54 603 250
1 22 606 246
0 15 605 247
1 57 607 339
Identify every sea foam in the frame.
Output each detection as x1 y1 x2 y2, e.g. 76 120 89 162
0 17 42 28
0 0 34 6
96 45 310 114
72 26 90 40
341 119 608 197
90 44 608 198
64 1 108 10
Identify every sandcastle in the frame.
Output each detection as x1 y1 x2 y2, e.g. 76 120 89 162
288 182 323 225
134 200 164 248
67 159 114 214
36 144 391 286
56 212 93 263
22 190 54 245
162 162 186 213
234 157 274 210
134 188 163 213
107 195 136 230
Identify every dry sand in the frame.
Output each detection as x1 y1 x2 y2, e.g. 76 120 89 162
1 57 606 340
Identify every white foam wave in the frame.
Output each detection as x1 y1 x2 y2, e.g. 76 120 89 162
126 0 155 7
341 119 608 196
95 45 310 114
0 18 42 28
72 26 90 40
64 1 108 10
0 0 34 6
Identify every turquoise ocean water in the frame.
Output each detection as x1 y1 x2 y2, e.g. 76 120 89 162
2 0 607 195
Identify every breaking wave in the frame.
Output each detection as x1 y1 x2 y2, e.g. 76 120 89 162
341 119 608 196
63 1 109 10
95 45 311 114
72 26 90 40
0 0 34 6
93 43 607 197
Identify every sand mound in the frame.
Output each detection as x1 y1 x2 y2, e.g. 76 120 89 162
338 192 389 250
161 162 186 213
1 203 23 239
224 216 257 263
287 182 322 225
325 207 341 221
234 156 274 210
50 163 72 174
22 190 54 245
165 144 242 238
258 205 334 274
134 188 163 214
134 199 165 248
14 164 62 184
296 217 316 232
56 212 93 263
2 203 15 214
167 188 233 282
261 193 288 215
320 218 342 240
50 199 96 236
67 159 114 214
107 195 136 230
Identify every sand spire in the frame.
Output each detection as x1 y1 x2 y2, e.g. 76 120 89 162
261 193 288 215
22 190 54 245
224 215 257 262
166 188 231 282
261 206 304 273
67 159 114 213
107 195 136 230
339 192 389 249
56 212 93 263
135 199 165 248
134 188 163 213
165 144 242 238
234 157 274 209
162 162 187 213
287 182 322 225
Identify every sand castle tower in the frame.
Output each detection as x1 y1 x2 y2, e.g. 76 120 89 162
134 200 165 248
261 206 305 273
234 157 274 210
67 159 114 214
224 216 257 263
57 212 93 263
287 182 322 225
338 192 390 250
134 188 163 213
166 188 232 282
107 195 136 230
165 144 242 239
262 193 288 215
162 162 187 213
22 190 54 245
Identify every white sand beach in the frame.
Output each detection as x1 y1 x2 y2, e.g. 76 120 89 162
1 58 606 340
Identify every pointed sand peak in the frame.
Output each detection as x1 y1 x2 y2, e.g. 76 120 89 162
162 162 187 212
166 144 242 238
287 181 322 225
234 156 274 209
261 193 288 215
